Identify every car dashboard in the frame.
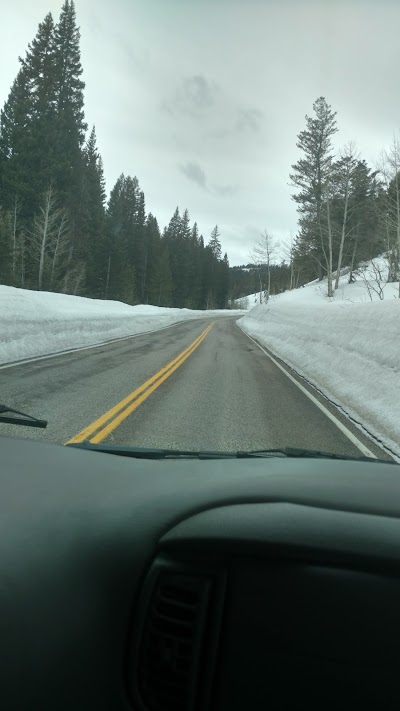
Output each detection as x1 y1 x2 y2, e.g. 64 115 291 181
1 436 400 710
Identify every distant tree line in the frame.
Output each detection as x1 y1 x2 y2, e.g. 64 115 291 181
230 263 290 303
0 1 230 309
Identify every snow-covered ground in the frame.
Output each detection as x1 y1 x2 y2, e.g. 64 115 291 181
0 286 240 366
238 259 400 457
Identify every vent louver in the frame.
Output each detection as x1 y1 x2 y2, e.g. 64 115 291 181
138 574 212 711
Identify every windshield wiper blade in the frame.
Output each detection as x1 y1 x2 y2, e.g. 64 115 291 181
0 403 47 429
244 447 376 461
66 441 232 459
66 441 379 462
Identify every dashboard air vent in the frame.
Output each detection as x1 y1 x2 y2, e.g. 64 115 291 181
138 573 212 711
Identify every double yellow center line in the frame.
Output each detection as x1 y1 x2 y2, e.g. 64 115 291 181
65 321 214 445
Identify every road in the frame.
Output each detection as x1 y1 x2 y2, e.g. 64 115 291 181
0 316 390 459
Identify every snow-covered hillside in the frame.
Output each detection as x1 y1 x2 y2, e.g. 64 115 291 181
0 286 240 366
238 259 400 457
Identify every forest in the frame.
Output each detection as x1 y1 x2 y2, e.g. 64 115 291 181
0 1 230 309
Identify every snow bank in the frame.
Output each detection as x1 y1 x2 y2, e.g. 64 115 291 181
0 286 239 365
239 265 400 456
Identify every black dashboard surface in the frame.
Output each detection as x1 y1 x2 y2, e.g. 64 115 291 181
1 436 400 710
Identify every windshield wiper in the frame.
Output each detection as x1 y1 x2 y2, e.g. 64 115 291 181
244 447 375 461
67 441 235 459
66 441 381 462
0 403 47 428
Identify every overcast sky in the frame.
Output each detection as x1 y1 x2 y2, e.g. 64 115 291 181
2 0 400 265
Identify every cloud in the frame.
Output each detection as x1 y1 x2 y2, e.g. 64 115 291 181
164 75 220 118
235 108 264 133
180 162 239 197
179 161 207 189
214 183 240 197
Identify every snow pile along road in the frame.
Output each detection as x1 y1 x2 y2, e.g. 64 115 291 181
0 286 239 365
238 265 400 456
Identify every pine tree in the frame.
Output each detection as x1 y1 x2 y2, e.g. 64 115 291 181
106 174 142 304
290 97 338 293
144 213 161 303
151 244 173 306
180 208 191 239
180 208 192 305
21 13 57 202
191 222 199 246
165 207 181 305
0 68 33 215
208 225 222 259
79 126 107 296
134 190 147 301
52 0 87 220
1 13 59 222
185 221 201 307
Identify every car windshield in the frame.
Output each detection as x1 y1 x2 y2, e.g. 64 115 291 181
0 0 399 463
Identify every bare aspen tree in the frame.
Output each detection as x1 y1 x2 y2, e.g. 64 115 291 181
282 233 295 290
325 182 334 298
335 143 358 290
26 185 70 291
26 185 59 290
250 229 279 303
11 195 22 280
62 262 86 295
49 210 70 290
105 255 111 299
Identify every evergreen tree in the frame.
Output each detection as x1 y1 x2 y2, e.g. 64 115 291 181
144 213 161 303
290 97 338 290
165 207 182 305
20 13 57 212
208 225 222 259
79 126 107 296
134 190 147 301
52 0 87 236
0 68 33 215
151 244 173 306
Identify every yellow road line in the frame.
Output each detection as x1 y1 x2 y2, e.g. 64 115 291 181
65 321 214 445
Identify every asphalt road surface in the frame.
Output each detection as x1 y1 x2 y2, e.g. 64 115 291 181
0 316 392 459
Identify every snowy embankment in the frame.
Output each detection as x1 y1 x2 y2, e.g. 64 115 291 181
238 262 400 456
0 286 239 366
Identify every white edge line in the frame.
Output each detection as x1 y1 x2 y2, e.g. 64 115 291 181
0 316 218 372
239 325 378 460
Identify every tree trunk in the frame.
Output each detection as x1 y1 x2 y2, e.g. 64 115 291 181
326 193 333 298
396 166 400 296
142 248 148 303
105 255 111 299
21 233 25 288
335 177 350 290
348 235 358 284
12 196 19 280
50 213 68 291
38 196 51 290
